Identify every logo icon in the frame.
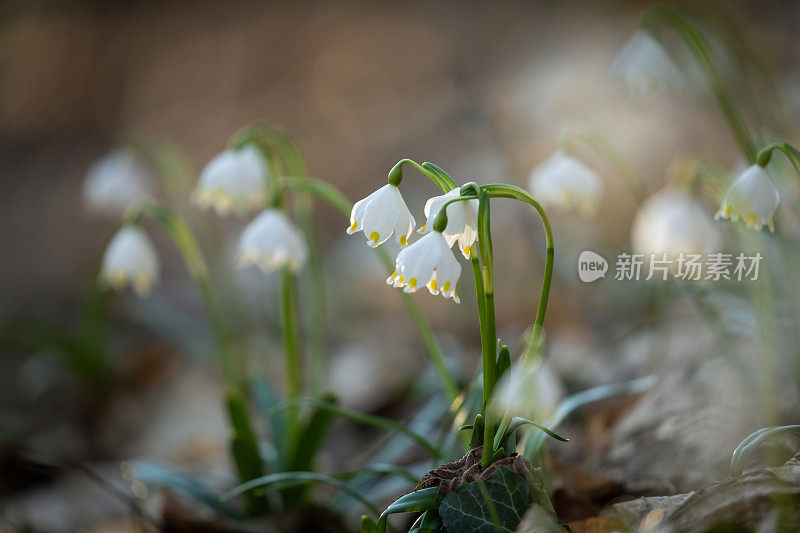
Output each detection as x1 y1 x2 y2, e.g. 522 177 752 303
578 250 608 283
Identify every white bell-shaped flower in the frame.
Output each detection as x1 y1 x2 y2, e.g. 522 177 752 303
419 189 479 259
347 184 415 247
633 188 721 259
99 226 160 296
529 150 603 216
386 231 461 303
237 209 307 273
83 150 153 216
193 145 268 215
613 31 685 98
715 165 780 232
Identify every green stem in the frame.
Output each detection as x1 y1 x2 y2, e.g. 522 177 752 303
267 131 327 395
390 159 456 191
128 203 241 388
643 4 756 162
482 185 554 360
477 191 497 466
756 142 800 177
281 268 302 435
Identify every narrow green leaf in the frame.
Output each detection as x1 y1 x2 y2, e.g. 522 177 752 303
361 515 378 533
730 425 800 476
495 417 568 450
128 461 240 518
250 377 288 467
277 398 443 459
522 376 656 460
496 345 511 381
290 393 337 471
377 487 440 533
471 413 485 448
410 509 445 532
224 471 380 517
225 392 268 515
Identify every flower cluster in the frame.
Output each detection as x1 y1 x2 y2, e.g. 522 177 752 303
348 182 477 303
95 142 309 298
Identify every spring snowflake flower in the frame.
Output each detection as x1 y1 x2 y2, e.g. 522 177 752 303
347 184 415 248
715 165 779 232
83 150 153 215
193 145 268 215
613 31 685 98
99 226 160 296
386 230 461 303
529 150 603 216
237 209 307 273
419 189 479 258
633 188 721 259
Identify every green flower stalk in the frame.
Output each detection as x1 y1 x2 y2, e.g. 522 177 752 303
639 4 757 162
351 159 556 466
99 202 268 514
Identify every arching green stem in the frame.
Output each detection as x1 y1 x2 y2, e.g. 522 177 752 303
390 159 456 191
756 142 800 177
560 128 647 202
643 4 756 162
482 185 554 360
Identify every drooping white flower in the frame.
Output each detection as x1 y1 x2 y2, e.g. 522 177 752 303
193 145 268 215
99 226 160 296
613 31 685 98
633 188 721 259
419 188 479 259
83 150 153 216
237 209 307 273
347 184 415 248
386 231 461 303
529 150 603 216
715 165 780 232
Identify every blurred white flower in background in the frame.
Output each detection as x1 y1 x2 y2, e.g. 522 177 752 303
529 150 603 216
83 150 153 216
419 188 479 258
347 184 415 247
193 145 268 215
715 165 780 232
237 209 307 274
99 226 160 296
632 188 721 259
492 359 565 421
613 31 685 98
387 230 461 302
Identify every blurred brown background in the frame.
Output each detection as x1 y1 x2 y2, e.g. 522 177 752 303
3 0 798 320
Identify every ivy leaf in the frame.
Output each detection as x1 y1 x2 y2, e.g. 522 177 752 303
438 466 552 533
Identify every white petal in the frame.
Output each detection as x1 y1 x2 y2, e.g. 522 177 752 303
238 209 307 273
529 151 603 215
100 226 160 296
348 187 381 234
613 31 685 98
83 150 153 215
193 145 268 215
717 165 780 231
394 232 442 292
361 185 401 248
